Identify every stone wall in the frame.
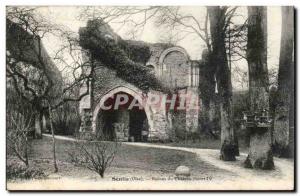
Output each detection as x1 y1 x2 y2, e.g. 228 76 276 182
147 90 171 141
79 64 171 141
162 51 190 88
78 46 201 142
185 87 199 133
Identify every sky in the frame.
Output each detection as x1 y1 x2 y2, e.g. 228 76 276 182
37 6 282 90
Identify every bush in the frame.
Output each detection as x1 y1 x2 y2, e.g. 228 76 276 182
67 140 120 178
7 89 34 167
169 110 187 140
232 91 251 148
52 102 80 135
6 162 46 180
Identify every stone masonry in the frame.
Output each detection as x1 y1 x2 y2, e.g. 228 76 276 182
79 43 200 141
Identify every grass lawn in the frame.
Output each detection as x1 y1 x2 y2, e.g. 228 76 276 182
162 138 249 154
166 138 221 149
7 136 294 191
7 136 234 180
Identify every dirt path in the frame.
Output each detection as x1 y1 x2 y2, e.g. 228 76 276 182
7 134 294 190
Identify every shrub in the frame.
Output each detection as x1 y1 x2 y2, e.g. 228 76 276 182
7 98 33 167
52 102 80 135
232 91 251 147
68 140 120 178
6 162 46 180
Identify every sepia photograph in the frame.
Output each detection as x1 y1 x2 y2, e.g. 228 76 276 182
5 3 295 191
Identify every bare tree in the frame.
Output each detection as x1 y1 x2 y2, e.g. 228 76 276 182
78 6 241 160
68 140 120 178
78 6 162 40
207 6 237 161
7 108 33 167
6 7 63 139
152 7 240 159
244 7 274 169
6 7 95 172
273 6 294 158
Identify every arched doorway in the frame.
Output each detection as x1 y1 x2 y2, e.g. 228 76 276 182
92 86 152 142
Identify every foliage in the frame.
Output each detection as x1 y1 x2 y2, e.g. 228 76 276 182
6 7 95 173
68 140 120 178
6 81 35 116
198 52 216 104
6 9 63 110
7 84 34 167
170 110 187 140
79 19 168 92
6 161 46 180
231 91 250 144
7 112 32 167
119 40 151 64
6 7 93 110
232 91 250 120
52 102 81 135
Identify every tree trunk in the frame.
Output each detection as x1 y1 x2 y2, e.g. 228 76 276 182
42 111 50 133
198 50 216 136
234 129 240 156
207 6 236 161
289 59 294 158
24 135 29 167
48 104 58 173
34 111 43 139
245 6 274 169
273 6 294 158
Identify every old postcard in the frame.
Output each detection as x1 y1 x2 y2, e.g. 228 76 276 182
6 5 295 191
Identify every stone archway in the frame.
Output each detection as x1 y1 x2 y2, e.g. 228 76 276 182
92 86 154 141
158 46 190 65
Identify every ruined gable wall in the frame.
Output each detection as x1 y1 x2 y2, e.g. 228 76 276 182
79 46 201 141
162 51 190 89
